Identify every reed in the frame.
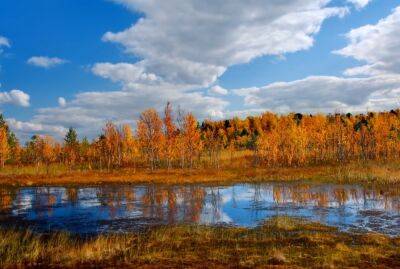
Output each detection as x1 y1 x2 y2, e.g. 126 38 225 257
0 217 399 268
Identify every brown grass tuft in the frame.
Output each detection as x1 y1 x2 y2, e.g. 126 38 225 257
0 217 399 268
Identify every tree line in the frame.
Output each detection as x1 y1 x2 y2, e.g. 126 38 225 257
1 103 400 171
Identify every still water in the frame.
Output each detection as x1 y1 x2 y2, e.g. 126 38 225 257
0 182 399 235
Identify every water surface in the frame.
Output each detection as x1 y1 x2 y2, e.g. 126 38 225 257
0 182 399 236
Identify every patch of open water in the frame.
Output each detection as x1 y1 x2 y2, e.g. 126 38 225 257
0 182 399 236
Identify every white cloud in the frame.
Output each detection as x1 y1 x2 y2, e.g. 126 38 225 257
209 85 228 96
232 6 400 116
0 36 10 48
335 6 400 76
347 0 372 9
104 0 347 86
58 97 66 107
7 118 67 141
0 38 31 111
235 75 400 113
0 89 30 107
27 56 68 69
28 86 228 139
92 62 158 84
8 0 354 140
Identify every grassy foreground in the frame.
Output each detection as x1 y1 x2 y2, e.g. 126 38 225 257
0 217 399 268
1 161 400 187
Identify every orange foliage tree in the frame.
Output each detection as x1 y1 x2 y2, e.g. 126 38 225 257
3 105 400 171
137 109 164 170
0 127 9 168
181 113 202 168
163 102 177 169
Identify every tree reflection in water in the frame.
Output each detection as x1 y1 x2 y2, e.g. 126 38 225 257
0 182 399 235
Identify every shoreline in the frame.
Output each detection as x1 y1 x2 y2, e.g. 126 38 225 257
1 161 400 187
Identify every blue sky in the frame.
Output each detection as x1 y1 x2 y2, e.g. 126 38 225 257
0 0 135 120
1 0 400 141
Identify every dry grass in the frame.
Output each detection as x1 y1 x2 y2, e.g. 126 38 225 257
0 160 400 187
0 217 399 268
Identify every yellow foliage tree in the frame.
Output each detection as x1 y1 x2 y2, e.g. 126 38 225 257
121 124 139 170
137 109 164 170
182 113 202 169
0 127 9 168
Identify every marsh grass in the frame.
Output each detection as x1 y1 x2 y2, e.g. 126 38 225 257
0 149 400 187
0 217 399 268
1 160 400 188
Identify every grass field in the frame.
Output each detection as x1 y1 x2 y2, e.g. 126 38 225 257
0 160 400 187
0 217 398 268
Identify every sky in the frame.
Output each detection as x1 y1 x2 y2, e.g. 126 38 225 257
0 0 400 141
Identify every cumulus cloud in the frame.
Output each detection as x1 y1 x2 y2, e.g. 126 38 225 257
9 0 353 139
92 62 158 84
0 36 10 48
208 85 228 96
27 56 68 68
7 118 67 141
104 0 347 86
235 75 400 113
27 0 345 139
335 6 400 76
232 6 400 116
28 85 228 138
0 89 30 107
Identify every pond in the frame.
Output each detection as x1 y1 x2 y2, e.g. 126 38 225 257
0 182 399 236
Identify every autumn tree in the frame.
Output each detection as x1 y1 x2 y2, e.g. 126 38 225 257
0 127 9 168
181 113 202 168
23 135 39 167
103 122 121 170
64 127 79 169
21 135 54 172
8 133 21 165
79 137 92 169
121 124 139 169
137 109 164 170
53 142 63 165
5 106 400 171
201 121 226 168
176 107 187 168
39 135 57 173
163 102 177 169
92 135 107 170
0 114 20 165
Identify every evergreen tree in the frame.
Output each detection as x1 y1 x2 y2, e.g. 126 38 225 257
64 127 78 147
0 114 9 132
64 127 79 169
